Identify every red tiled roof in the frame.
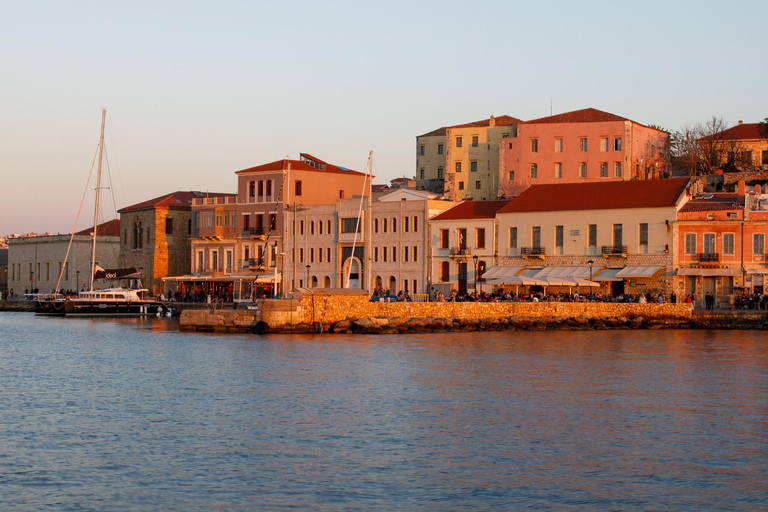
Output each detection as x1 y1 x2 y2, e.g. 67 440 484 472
525 107 629 125
418 127 448 137
118 191 234 213
703 123 765 141
498 178 691 214
235 153 367 177
418 115 523 138
75 218 121 236
431 199 513 221
678 193 744 212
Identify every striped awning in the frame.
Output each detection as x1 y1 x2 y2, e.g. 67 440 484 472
676 268 740 276
615 266 664 278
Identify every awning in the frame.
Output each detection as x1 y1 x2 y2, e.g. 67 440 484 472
615 266 664 278
676 268 741 276
486 275 547 286
520 268 543 278
746 269 768 275
533 266 602 280
482 266 524 280
163 273 280 283
593 268 623 282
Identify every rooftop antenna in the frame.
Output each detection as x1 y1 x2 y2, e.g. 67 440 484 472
550 97 553 116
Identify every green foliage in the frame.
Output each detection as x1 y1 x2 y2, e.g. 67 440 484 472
759 118 768 139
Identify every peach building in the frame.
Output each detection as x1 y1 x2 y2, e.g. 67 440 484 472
700 121 768 171
499 108 669 197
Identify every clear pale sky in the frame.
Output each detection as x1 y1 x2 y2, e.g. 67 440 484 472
2 0 766 236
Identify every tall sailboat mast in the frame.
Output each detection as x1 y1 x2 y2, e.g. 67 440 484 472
366 150 373 292
89 109 106 292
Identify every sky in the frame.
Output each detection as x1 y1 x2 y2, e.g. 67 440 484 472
1 0 767 236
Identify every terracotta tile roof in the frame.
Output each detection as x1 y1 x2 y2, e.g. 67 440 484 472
702 123 765 141
418 127 448 137
431 199 513 221
449 115 523 129
118 191 233 213
678 193 744 212
525 107 629 125
75 218 121 236
498 178 691 214
235 153 367 177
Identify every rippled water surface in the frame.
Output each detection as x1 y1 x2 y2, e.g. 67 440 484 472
1 312 767 510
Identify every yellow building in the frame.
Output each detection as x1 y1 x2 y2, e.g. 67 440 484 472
416 115 521 200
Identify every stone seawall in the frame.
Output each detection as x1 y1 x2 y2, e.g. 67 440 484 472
180 292 696 334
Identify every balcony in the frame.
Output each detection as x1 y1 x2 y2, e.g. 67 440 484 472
601 245 628 257
698 252 720 263
240 258 266 270
242 227 267 238
450 247 472 258
520 246 546 258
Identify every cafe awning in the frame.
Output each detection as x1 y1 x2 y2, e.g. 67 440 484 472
482 266 524 280
593 268 623 282
163 273 280 283
533 266 602 280
676 268 740 276
615 266 664 278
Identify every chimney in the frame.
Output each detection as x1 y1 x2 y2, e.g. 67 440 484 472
489 115 495 128
738 180 746 196
738 120 743 125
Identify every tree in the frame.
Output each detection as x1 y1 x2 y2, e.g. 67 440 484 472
759 117 768 140
672 116 733 175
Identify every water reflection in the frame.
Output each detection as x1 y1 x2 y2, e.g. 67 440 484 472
1 313 767 510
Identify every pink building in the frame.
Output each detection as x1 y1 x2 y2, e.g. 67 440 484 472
499 108 669 197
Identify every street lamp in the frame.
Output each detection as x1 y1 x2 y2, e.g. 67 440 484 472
305 264 311 288
587 260 594 281
272 241 279 298
472 255 479 293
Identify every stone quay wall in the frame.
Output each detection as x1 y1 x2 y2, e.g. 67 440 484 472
180 292 695 333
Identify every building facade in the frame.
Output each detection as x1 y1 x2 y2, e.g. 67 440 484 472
499 108 669 198
699 121 768 171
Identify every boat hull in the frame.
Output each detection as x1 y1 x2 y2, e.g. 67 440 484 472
63 299 168 317
34 299 68 316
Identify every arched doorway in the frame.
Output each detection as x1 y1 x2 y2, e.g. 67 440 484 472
342 257 362 288
322 276 330 288
311 275 318 287
388 275 396 293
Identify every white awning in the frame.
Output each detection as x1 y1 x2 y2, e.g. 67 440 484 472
747 269 768 275
615 266 664 278
163 273 280 283
486 275 547 286
533 266 602 280
677 268 741 276
482 266 524 280
593 268 623 282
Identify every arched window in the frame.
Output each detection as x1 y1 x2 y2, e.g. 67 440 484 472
139 222 144 249
383 218 388 233
375 276 383 288
310 221 315 235
132 222 139 249
311 275 318 287
318 221 323 235
388 275 397 292
323 276 330 288
327 220 331 233
374 218 379 233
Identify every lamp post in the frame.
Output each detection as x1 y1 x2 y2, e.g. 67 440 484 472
472 255 479 293
587 260 594 281
305 264 311 288
272 241 278 298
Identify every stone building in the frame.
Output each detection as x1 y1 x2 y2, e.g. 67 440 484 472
698 121 768 171
118 191 231 294
7 220 120 294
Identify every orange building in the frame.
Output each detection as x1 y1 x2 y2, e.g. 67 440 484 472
499 108 669 197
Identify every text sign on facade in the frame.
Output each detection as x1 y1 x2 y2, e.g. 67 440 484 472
570 230 581 237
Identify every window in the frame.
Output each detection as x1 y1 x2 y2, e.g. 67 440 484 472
295 180 302 196
509 171 515 181
456 136 462 148
318 247 323 263
404 216 409 232
391 246 397 262
438 144 444 155
341 218 361 233
440 261 450 282
754 233 765 256
470 161 478 172
299 248 304 263
420 145 425 156
437 167 444 179
318 220 323 235
555 162 562 178
475 181 481 189
763 150 768 166
600 162 608 177
509 227 517 252
299 220 304 235
419 168 425 180
476 228 485 248
458 228 467 250
532 226 541 248
530 163 538 178
724 233 735 255
613 224 623 247
327 247 331 262
455 162 462 173
472 136 479 147
580 162 587 178
249 181 255 198
685 233 696 255
440 229 449 249
615 162 622 177
508 142 513 149
588 224 597 253
257 180 264 198
310 221 315 235
639 223 648 253
392 217 397 233
413 216 418 232
555 138 563 153
212 250 219 271
165 218 173 235
383 218 388 233
310 248 314 263
614 138 622 151
374 247 379 262
555 225 563 255
327 220 331 233
266 180 272 198
403 246 409 262
600 138 609 152
704 233 715 254
580 138 588 152
339 190 344 199
530 139 539 153
458 181 465 190
413 246 418 262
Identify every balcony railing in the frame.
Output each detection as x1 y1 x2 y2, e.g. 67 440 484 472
520 246 546 257
239 258 265 270
601 245 628 256
242 227 266 237
698 252 720 263
450 247 472 257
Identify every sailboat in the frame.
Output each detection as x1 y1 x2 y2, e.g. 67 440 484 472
35 110 169 317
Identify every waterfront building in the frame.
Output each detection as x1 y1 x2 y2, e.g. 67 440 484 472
698 121 768 171
429 199 513 297
498 108 669 198
7 221 120 294
118 191 231 295
416 115 522 200
494 178 691 298
674 180 768 303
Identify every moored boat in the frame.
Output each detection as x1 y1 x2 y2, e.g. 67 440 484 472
63 288 168 316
